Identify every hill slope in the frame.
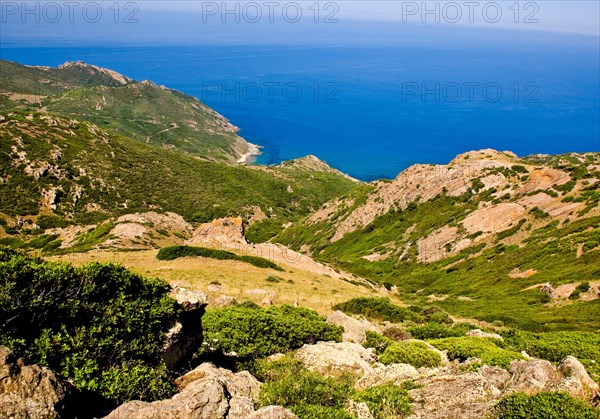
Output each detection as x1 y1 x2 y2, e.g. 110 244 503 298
276 149 600 331
0 60 251 162
0 111 356 230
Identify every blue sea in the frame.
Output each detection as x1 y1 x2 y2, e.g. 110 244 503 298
2 38 599 180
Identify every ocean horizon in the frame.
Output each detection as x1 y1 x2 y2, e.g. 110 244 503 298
3 39 598 180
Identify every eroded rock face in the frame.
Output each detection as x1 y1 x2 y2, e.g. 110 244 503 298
505 357 599 401
0 346 73 419
186 217 247 247
466 329 504 341
555 356 599 400
505 358 563 394
408 372 498 419
163 286 208 371
355 363 420 390
326 311 375 344
248 406 298 419
294 342 376 377
105 363 271 419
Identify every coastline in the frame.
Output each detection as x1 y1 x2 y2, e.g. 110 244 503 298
237 142 262 164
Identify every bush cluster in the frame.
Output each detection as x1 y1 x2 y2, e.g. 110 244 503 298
429 337 524 369
492 392 600 419
0 247 178 405
501 330 600 382
379 341 442 368
363 331 394 355
408 322 477 340
201 305 342 360
156 245 283 271
257 356 414 419
332 297 423 323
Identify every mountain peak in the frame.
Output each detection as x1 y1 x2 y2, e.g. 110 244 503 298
57 61 133 85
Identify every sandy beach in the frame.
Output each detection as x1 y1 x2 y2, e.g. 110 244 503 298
237 142 262 164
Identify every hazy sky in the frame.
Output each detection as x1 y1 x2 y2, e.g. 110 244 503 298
141 1 600 35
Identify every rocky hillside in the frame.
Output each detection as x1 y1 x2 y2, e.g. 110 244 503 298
276 149 600 331
2 248 599 418
0 111 356 240
1 59 251 162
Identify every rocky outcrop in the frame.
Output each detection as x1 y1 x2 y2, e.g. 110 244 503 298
466 329 504 341
556 356 600 400
163 286 208 371
248 406 298 419
294 342 376 377
355 363 420 390
505 357 599 400
105 363 293 419
0 346 74 419
187 217 247 247
505 358 563 394
408 372 500 419
326 311 375 344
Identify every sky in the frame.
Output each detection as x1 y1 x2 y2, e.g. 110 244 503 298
0 1 598 47
140 1 600 35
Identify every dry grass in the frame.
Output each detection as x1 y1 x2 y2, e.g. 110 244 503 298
48 249 397 314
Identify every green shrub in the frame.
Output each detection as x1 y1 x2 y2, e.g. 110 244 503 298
266 275 283 283
201 305 342 360
0 247 178 404
492 392 600 418
26 234 59 249
353 383 413 419
258 356 352 416
379 341 442 368
157 245 283 270
511 165 528 174
157 245 237 261
36 215 69 229
238 255 284 271
408 322 477 340
363 331 394 355
501 330 600 382
577 282 591 293
382 326 412 341
429 337 524 369
332 298 423 323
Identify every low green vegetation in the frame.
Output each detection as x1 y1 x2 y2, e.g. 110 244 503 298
258 357 354 418
379 341 442 368
429 337 524 369
363 331 394 355
156 245 283 271
408 322 477 340
200 305 342 361
332 297 423 323
257 356 414 419
492 392 600 419
0 247 178 406
501 330 600 382
353 383 414 419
